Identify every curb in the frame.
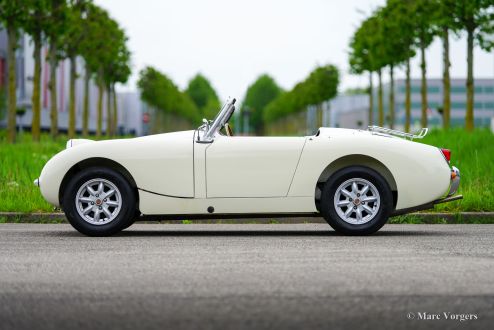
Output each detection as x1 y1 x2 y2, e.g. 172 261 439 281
1 212 494 224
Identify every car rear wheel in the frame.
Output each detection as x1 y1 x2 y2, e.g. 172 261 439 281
320 166 392 235
62 167 136 236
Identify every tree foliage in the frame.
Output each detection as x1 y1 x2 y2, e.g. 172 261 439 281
138 67 200 123
241 74 282 133
263 65 339 123
185 74 220 120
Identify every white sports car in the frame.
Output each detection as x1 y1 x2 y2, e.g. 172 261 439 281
35 98 461 236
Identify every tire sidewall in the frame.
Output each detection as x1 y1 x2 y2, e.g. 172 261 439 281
62 167 136 236
321 166 392 235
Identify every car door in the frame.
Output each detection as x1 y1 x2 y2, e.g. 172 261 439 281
205 135 306 198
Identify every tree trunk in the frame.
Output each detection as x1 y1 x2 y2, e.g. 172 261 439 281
49 39 58 139
465 27 474 131
6 23 17 143
96 70 103 137
389 65 395 129
68 55 76 138
317 103 323 128
405 58 411 133
368 71 373 126
106 84 112 137
112 84 118 135
442 27 451 130
378 69 383 126
82 66 90 136
31 32 42 142
420 40 428 128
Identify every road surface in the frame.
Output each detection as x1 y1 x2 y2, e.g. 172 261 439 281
0 223 493 330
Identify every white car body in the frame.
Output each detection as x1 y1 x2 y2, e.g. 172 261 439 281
37 119 459 219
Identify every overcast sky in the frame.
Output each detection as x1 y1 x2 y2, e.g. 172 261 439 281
95 0 494 101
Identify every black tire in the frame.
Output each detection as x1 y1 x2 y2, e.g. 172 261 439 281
320 166 392 235
62 167 136 236
122 210 141 230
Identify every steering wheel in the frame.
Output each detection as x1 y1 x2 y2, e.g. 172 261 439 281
224 123 234 137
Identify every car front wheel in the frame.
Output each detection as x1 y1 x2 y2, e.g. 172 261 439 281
320 166 392 235
62 167 136 236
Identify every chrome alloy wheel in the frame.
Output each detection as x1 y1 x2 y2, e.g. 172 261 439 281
75 178 122 225
333 178 380 225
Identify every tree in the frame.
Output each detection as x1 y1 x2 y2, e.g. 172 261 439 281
185 74 220 120
80 6 120 137
349 15 383 127
0 1 27 143
241 74 282 134
433 0 459 130
138 66 201 126
109 48 131 135
412 0 437 128
363 15 386 127
78 2 101 136
379 2 415 129
304 66 340 127
60 0 90 138
23 0 50 142
263 65 339 124
449 0 494 131
45 0 68 139
102 25 131 136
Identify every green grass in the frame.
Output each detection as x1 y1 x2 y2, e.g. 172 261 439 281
419 128 494 212
0 129 493 213
1 133 66 212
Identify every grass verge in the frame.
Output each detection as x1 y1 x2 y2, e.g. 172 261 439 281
0 129 493 213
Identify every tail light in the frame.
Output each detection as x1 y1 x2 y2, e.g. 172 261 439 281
440 148 451 162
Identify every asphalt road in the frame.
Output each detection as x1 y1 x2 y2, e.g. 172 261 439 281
0 223 493 330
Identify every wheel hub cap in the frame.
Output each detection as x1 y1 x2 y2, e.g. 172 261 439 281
75 178 122 225
333 178 380 225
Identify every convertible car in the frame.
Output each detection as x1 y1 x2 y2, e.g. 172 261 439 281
35 98 462 236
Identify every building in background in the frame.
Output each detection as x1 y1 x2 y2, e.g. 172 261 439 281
0 28 141 135
0 29 26 120
328 78 494 131
374 78 494 130
328 94 369 130
274 78 494 135
117 92 145 136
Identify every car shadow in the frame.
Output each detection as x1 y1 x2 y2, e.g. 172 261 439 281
111 229 451 237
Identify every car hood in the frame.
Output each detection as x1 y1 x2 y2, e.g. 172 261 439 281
66 130 195 149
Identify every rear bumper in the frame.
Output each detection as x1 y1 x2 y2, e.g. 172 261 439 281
391 194 463 216
391 166 462 216
448 166 460 196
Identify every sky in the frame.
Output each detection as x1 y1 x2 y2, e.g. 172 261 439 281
95 0 494 101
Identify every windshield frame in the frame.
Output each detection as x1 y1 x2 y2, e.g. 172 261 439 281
198 98 236 143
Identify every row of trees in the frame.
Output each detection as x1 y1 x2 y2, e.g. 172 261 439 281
137 65 339 136
137 66 220 127
349 0 494 132
0 0 131 143
240 74 282 135
262 65 339 127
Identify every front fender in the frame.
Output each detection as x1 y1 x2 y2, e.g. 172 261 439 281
38 131 195 207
